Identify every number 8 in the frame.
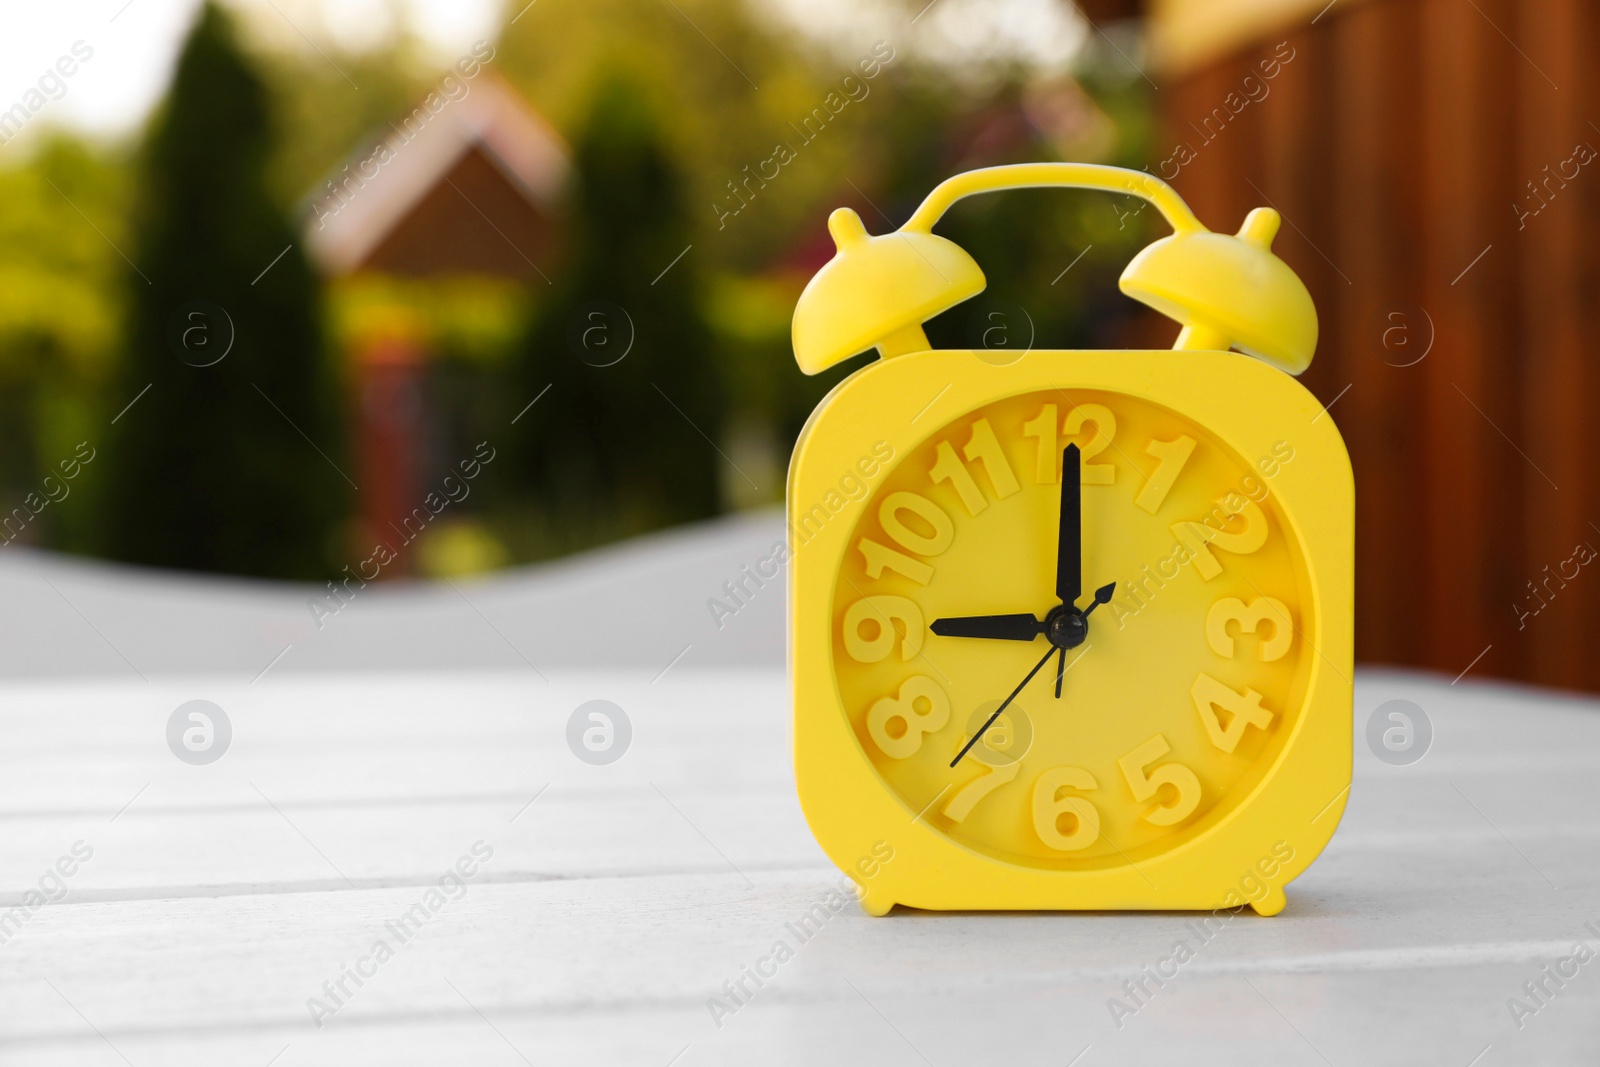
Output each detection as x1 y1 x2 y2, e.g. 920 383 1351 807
866 676 948 759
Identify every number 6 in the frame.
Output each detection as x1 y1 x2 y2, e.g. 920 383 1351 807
1032 767 1100 851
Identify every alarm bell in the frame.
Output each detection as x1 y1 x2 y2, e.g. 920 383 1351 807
791 163 1318 377
791 207 985 375
1119 207 1315 375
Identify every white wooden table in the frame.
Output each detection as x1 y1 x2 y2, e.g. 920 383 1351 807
2 520 1597 1065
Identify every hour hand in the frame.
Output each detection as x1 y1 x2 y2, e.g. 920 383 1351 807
930 613 1044 641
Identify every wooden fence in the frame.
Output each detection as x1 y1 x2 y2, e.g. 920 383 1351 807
1140 0 1600 690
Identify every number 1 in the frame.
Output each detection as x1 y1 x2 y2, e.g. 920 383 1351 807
1136 435 1196 514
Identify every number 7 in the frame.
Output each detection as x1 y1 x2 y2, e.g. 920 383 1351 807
943 760 1021 822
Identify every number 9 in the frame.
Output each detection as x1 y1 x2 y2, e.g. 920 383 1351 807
843 596 925 663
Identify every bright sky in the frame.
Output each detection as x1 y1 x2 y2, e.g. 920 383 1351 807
0 0 505 144
0 0 1086 149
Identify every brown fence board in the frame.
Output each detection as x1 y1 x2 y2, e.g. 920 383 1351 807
1151 0 1600 688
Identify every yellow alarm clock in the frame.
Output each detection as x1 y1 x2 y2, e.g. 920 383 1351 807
787 163 1352 917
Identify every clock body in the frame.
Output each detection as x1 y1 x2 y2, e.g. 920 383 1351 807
788 347 1352 916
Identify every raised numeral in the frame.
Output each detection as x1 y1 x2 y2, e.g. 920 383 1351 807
858 538 932 585
879 491 953 556
1022 404 1059 483
866 676 949 759
929 418 1020 516
944 760 1021 822
963 417 1020 498
929 442 984 515
1032 767 1100 851
1136 435 1196 514
1190 672 1275 754
1206 597 1293 661
1172 497 1268 580
1064 404 1116 484
1024 403 1116 484
1118 734 1201 826
843 596 925 663
943 708 1027 822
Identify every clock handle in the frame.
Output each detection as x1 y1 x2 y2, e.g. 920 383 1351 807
901 162 1207 237
900 164 1318 375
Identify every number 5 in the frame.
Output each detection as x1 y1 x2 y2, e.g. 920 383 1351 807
1118 735 1201 826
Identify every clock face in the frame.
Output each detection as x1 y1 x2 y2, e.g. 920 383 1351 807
831 389 1314 870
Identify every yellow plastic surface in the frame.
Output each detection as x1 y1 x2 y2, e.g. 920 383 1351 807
787 164 1351 917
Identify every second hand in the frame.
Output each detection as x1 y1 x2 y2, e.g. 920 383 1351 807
951 644 1059 768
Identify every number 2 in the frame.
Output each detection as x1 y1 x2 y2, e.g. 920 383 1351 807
1064 404 1116 484
1023 403 1117 484
1173 497 1269 580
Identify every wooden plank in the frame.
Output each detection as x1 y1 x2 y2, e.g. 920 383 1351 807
4 668 1600 1063
1254 21 1341 408
1 832 1595 1060
1416 0 1509 678
1515 0 1593 688
1329 0 1428 666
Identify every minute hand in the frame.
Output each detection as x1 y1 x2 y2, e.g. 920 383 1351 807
929 614 1044 641
1058 443 1081 605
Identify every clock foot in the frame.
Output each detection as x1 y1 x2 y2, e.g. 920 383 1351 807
1249 886 1287 917
858 891 894 917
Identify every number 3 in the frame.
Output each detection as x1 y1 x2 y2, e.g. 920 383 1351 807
1206 597 1292 661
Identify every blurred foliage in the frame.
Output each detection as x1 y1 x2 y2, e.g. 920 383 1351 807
0 137 128 551
0 0 1158 575
258 39 433 210
502 71 725 558
98 1 345 579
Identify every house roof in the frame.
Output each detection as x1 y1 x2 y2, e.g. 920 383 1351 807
301 74 569 277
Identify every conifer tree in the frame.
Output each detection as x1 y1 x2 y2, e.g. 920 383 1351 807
100 2 343 577
509 71 724 553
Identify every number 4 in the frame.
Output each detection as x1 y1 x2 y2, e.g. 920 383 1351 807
1190 673 1275 754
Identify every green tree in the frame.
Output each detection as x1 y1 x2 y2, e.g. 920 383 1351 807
99 2 343 578
508 71 724 555
0 136 126 552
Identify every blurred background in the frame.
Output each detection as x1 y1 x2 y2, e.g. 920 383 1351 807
0 0 1588 691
